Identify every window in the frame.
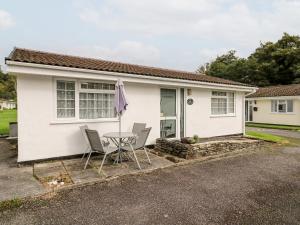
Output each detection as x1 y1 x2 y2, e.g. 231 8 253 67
79 82 115 119
56 80 75 118
211 91 235 115
271 100 293 113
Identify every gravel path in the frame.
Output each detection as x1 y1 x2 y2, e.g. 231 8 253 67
0 146 299 225
246 126 300 139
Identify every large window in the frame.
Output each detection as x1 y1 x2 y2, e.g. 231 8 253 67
56 80 75 118
79 82 115 119
211 91 235 115
271 100 293 113
56 80 116 120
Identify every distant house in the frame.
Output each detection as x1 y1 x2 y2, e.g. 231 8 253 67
0 99 16 110
6 48 255 162
246 84 300 125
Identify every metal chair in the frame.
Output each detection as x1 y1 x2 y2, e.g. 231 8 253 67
123 127 152 166
79 125 90 163
132 123 146 134
85 129 119 174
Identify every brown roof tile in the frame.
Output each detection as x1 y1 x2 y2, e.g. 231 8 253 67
6 48 252 87
247 84 300 98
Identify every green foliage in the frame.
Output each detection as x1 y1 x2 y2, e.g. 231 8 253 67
246 131 288 144
0 109 17 135
0 68 16 100
198 33 300 86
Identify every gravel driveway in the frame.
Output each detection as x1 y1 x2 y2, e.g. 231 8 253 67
1 145 299 225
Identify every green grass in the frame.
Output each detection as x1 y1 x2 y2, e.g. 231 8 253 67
246 122 300 131
0 109 17 135
246 130 289 144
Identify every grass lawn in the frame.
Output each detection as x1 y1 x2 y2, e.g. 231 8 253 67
0 109 17 135
246 122 300 131
246 130 289 144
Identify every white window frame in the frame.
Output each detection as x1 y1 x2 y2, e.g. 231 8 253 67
271 99 293 114
52 78 118 124
78 80 116 120
210 91 236 117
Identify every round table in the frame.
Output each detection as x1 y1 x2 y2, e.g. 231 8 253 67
103 132 137 163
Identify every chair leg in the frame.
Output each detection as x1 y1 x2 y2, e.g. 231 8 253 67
98 154 107 174
130 145 141 170
144 147 151 164
81 146 90 161
84 150 93 170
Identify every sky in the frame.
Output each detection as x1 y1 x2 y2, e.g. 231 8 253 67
0 0 300 72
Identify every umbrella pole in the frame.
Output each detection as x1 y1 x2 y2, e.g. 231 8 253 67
118 113 121 163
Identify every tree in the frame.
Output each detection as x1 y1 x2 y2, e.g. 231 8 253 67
198 33 300 86
0 68 16 100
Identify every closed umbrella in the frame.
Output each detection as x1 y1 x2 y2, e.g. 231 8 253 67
114 79 128 161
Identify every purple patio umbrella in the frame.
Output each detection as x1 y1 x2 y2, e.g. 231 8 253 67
114 79 128 157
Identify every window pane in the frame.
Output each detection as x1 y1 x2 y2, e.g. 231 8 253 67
287 100 293 112
211 98 227 115
160 89 176 117
79 90 115 119
212 91 226 96
57 81 65 90
56 81 75 118
57 91 65 100
66 82 75 90
278 103 286 113
160 120 176 138
271 100 277 112
81 82 115 90
57 100 66 108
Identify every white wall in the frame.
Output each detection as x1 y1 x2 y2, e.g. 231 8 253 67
17 74 245 162
185 88 244 137
17 74 160 162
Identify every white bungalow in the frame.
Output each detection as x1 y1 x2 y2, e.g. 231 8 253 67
6 48 255 162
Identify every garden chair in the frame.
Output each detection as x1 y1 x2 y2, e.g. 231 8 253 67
79 125 90 163
85 129 119 174
123 127 152 166
132 123 146 134
130 123 146 145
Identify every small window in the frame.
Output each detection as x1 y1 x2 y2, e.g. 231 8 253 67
271 100 293 113
56 80 75 118
211 91 235 115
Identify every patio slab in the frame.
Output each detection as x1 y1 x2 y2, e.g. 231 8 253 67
0 139 45 201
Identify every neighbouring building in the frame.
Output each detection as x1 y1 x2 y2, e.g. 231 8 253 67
0 99 16 110
246 84 300 125
6 48 255 162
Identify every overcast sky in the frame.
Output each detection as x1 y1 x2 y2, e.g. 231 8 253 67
1 0 300 72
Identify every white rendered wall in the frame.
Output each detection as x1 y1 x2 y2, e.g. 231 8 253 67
17 74 160 162
17 74 245 162
185 88 244 137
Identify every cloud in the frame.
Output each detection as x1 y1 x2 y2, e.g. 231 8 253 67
60 41 161 66
78 0 300 52
0 10 14 29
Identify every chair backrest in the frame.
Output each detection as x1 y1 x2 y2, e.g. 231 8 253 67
132 123 146 135
85 129 105 153
135 127 152 149
79 125 90 146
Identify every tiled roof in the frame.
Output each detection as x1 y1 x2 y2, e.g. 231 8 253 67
6 48 252 87
247 84 300 98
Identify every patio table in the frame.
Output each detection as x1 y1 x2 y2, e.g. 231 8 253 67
103 132 137 163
